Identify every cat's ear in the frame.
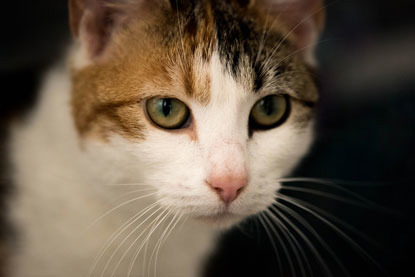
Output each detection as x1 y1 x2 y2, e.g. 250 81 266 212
257 0 325 64
69 0 162 60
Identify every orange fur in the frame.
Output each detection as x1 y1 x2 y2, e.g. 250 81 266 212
71 4 216 140
70 0 322 141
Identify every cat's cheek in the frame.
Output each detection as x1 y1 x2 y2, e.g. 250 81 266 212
244 122 316 210
249 119 315 173
106 131 208 194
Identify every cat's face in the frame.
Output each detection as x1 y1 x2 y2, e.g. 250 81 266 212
69 0 324 227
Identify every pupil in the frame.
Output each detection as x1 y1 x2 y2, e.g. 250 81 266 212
263 97 274 116
162 99 172 117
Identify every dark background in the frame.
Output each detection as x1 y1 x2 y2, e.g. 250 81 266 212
1 1 414 276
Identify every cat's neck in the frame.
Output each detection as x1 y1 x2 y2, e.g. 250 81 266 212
8 63 216 277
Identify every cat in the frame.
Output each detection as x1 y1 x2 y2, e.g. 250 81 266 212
5 0 325 276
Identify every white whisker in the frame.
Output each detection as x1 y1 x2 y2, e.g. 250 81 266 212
174 0 189 73
152 212 183 277
104 182 152 187
127 208 173 277
264 209 310 277
258 214 284 276
88 191 158 229
276 194 388 275
100 205 165 277
264 210 304 277
277 191 388 248
255 4 279 67
280 186 383 211
277 177 401 216
88 201 159 277
110 188 156 204
263 0 337 69
278 177 391 187
144 211 175 277
270 38 332 70
271 202 349 277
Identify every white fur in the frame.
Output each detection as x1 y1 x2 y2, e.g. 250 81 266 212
8 49 314 276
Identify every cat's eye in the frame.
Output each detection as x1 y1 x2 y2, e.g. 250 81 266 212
146 98 190 129
249 95 289 130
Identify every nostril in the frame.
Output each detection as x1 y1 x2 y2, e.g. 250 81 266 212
236 187 244 195
214 187 223 194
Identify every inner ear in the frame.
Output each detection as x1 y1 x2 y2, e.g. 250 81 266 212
83 5 120 57
70 0 129 59
70 0 171 60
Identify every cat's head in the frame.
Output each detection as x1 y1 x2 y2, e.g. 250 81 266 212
69 0 325 227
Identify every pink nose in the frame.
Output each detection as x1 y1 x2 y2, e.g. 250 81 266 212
207 173 248 205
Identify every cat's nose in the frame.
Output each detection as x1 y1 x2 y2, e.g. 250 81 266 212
207 173 248 205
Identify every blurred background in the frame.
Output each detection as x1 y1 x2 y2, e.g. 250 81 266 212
1 0 414 276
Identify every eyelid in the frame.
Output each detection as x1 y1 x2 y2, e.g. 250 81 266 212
290 97 318 108
267 92 318 107
143 95 191 107
255 89 289 99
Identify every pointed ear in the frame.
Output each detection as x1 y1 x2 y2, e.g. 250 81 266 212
69 0 162 60
70 0 120 58
257 0 325 64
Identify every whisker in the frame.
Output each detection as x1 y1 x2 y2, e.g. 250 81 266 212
264 210 306 277
104 184 151 187
271 202 350 277
100 205 165 277
277 177 401 216
255 3 285 67
254 7 271 67
127 208 173 277
146 211 175 277
269 203 333 277
262 212 296 276
141 236 150 277
88 201 160 277
112 208 168 277
278 178 375 203
277 192 383 249
276 194 389 275
265 209 313 277
258 214 284 276
150 214 176 277
174 0 188 74
261 0 297 68
103 182 152 187
267 70 321 90
280 186 385 212
152 212 183 277
263 0 338 69
88 191 158 229
281 177 389 187
269 38 332 71
110 188 156 204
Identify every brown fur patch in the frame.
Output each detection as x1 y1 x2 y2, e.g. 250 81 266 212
71 2 216 140
71 0 323 141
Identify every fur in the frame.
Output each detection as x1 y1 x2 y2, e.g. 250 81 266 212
6 0 324 276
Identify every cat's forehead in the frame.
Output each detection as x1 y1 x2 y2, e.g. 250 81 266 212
71 0 319 138
76 0 317 102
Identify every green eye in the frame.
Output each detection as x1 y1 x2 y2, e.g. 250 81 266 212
250 95 289 129
146 98 190 129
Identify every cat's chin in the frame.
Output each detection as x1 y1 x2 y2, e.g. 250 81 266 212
194 212 246 229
